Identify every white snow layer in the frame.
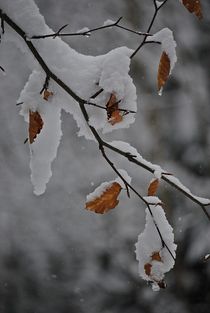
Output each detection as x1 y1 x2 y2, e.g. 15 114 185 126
149 28 177 73
86 169 131 202
103 19 115 27
109 140 164 174
149 27 177 95
155 1 163 8
19 71 62 195
108 141 210 205
0 0 137 194
135 196 177 291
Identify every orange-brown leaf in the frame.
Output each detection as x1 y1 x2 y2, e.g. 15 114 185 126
182 0 202 19
43 89 53 101
106 93 123 125
148 179 160 196
144 263 152 276
85 182 122 214
157 51 170 92
151 251 162 262
29 110 44 144
109 110 123 125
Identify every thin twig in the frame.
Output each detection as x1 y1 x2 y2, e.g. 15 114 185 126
90 88 104 99
86 101 136 114
30 17 152 40
0 10 4 34
102 141 210 222
0 10 85 104
53 23 68 39
40 75 50 94
130 0 169 59
16 102 23 106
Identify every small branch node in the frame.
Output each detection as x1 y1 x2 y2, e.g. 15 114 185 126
53 23 69 39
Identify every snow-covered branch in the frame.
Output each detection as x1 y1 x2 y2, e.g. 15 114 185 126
0 0 208 290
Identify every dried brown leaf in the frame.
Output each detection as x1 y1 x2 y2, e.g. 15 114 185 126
43 89 53 101
148 179 160 196
85 182 122 214
109 110 123 125
151 251 162 262
106 93 123 125
29 110 44 144
182 0 202 19
157 51 170 92
144 263 152 276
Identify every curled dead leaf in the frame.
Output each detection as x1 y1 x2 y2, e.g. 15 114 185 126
85 182 122 214
144 263 152 276
109 110 123 125
148 178 160 196
157 51 170 92
151 251 162 262
106 93 123 125
43 89 53 101
29 110 44 144
182 0 202 19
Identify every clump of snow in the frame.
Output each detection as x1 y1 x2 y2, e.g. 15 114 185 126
115 169 132 188
149 28 177 73
0 0 48 38
164 175 210 205
86 169 131 202
76 27 90 33
19 70 62 195
89 47 137 134
155 1 163 8
154 169 162 179
143 196 162 205
108 141 210 205
148 28 177 96
86 181 114 203
103 19 115 27
135 197 177 291
109 141 163 174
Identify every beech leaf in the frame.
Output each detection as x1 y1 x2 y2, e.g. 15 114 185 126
29 110 44 144
106 93 123 125
85 182 122 214
151 251 162 262
43 89 53 101
148 178 160 196
157 51 170 93
144 263 152 276
181 0 202 19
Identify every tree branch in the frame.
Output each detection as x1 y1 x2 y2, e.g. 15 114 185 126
86 101 136 115
30 17 153 40
130 0 169 59
79 102 175 260
1 5 209 229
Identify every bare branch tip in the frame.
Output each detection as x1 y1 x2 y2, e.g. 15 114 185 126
116 16 123 24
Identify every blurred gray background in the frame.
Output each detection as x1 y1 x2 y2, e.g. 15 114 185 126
0 0 210 312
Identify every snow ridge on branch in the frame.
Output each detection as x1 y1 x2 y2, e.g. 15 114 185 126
0 0 209 291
